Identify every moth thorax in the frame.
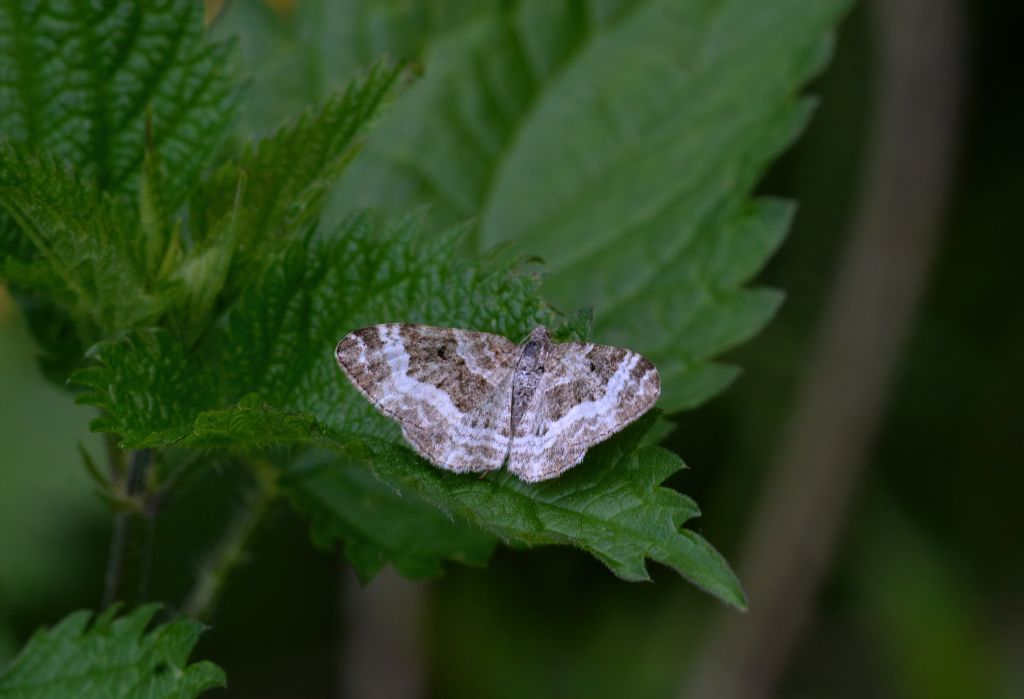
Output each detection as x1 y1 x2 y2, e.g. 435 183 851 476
510 329 551 432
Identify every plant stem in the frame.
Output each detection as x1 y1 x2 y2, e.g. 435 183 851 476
102 449 154 608
103 432 127 480
183 458 279 620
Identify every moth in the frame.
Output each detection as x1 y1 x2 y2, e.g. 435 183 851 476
335 324 660 482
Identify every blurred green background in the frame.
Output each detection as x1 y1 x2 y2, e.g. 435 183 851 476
1 0 1021 697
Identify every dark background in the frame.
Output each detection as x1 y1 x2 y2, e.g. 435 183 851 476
0 1 1020 697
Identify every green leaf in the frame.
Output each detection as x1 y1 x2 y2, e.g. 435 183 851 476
72 213 552 581
332 0 850 410
1 16 399 353
189 63 401 295
0 605 224 699
283 451 497 581
100 396 747 608
207 0 494 135
0 0 241 368
74 214 553 444
73 329 217 447
210 213 550 438
0 0 240 207
326 411 744 607
73 215 744 605
0 142 175 341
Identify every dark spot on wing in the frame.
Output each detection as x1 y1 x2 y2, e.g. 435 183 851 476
585 345 625 383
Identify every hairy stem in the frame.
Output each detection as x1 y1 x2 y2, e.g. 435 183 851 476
183 458 279 620
102 448 154 608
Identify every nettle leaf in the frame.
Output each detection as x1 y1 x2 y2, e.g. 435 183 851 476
333 0 850 409
283 451 497 582
0 0 240 371
0 605 224 699
74 216 744 605
0 0 239 207
73 329 217 447
171 64 401 342
1 2 400 359
189 63 401 294
208 0 500 135
312 411 742 606
0 143 174 340
73 214 546 584
104 397 745 608
75 213 548 447
211 215 551 438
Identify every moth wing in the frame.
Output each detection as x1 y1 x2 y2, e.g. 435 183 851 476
336 324 519 472
508 341 660 482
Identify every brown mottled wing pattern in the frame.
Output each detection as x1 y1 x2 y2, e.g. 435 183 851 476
507 342 660 482
335 324 518 473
